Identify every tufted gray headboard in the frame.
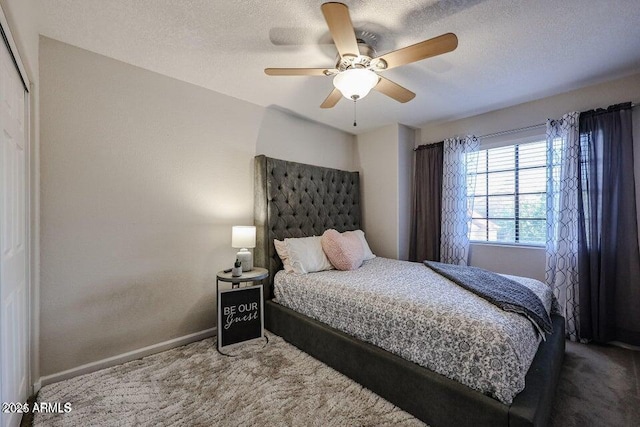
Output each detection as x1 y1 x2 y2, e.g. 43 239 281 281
254 155 361 298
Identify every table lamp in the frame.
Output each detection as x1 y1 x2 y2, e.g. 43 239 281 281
232 226 256 271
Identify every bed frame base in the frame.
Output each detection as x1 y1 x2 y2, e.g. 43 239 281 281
266 301 564 427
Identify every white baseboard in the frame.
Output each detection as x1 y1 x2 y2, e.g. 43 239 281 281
37 327 217 388
610 340 640 351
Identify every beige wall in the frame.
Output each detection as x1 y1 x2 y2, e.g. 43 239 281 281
355 124 414 260
396 124 414 261
468 244 546 283
355 125 398 258
420 72 640 281
39 37 355 376
256 107 355 171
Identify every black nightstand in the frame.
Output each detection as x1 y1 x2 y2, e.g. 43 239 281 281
216 268 269 352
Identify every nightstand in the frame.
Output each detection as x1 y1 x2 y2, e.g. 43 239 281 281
216 267 269 352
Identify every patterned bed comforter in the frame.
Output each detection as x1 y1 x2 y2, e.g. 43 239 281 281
273 257 555 404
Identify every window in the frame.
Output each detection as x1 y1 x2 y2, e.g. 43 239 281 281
467 140 547 245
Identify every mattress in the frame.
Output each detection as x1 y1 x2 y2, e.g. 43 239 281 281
273 257 556 404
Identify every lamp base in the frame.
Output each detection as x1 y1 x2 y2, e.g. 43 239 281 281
236 249 253 272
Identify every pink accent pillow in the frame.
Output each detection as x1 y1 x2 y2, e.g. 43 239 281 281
321 229 364 271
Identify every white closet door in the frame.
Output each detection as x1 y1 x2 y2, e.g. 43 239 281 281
0 36 28 427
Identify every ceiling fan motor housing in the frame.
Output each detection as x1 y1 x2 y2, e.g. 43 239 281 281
336 43 387 72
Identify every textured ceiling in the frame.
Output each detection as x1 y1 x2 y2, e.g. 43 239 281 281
38 0 640 134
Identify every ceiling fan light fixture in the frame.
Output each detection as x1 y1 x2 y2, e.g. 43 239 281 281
333 68 379 101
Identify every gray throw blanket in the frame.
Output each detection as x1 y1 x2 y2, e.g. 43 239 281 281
424 261 553 337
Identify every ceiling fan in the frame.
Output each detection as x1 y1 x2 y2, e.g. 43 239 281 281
265 2 458 110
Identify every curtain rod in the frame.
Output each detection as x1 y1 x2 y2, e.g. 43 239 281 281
416 102 637 149
414 122 545 149
480 102 637 139
479 123 545 139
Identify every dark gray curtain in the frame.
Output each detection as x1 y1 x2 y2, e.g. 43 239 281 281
578 102 640 344
409 142 443 262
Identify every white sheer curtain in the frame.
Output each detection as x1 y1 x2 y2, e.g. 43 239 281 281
545 112 581 341
441 136 479 265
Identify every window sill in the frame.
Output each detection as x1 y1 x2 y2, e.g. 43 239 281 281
469 241 545 250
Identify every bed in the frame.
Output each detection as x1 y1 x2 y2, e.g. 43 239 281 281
254 155 564 426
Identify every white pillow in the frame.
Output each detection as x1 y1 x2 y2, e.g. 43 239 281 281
348 229 376 261
273 239 294 273
284 236 334 274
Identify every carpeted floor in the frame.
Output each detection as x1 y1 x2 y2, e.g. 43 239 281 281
549 341 640 427
32 333 421 426
30 333 640 426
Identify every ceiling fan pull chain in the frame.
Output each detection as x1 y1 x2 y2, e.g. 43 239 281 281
353 98 357 127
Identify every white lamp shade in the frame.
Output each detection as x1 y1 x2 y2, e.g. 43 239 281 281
232 226 256 248
333 68 380 100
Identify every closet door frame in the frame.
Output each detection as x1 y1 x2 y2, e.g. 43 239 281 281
0 4 34 423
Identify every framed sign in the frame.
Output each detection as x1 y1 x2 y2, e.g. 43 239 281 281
217 284 264 349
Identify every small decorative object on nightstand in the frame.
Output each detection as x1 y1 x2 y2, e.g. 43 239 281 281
231 258 242 277
216 267 268 352
232 226 256 271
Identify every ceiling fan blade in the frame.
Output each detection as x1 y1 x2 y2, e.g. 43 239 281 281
264 68 334 76
321 2 360 58
374 76 416 103
374 33 458 70
320 88 342 108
